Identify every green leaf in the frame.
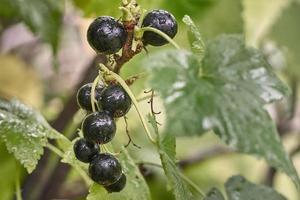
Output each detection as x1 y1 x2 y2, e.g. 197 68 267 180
205 175 287 200
148 115 194 200
87 148 151 200
242 0 291 47
0 99 62 173
182 15 206 59
144 34 300 188
204 188 225 200
0 0 63 54
225 175 287 200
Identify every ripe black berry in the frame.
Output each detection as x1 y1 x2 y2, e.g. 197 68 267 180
99 85 131 118
89 153 122 186
87 16 127 54
142 9 178 46
105 173 127 193
77 83 103 111
82 112 116 144
73 138 99 163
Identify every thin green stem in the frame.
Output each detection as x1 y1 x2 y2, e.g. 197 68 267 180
140 27 180 49
46 143 92 186
91 75 101 112
16 165 22 200
101 66 157 144
52 129 71 143
46 143 65 157
137 9 147 28
102 144 119 156
72 165 93 186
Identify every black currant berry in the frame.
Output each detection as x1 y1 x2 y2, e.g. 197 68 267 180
87 16 127 54
105 173 127 193
89 153 122 186
99 85 131 118
142 9 178 46
82 112 116 144
77 83 103 111
73 138 99 163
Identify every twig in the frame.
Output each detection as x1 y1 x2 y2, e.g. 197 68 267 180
178 146 233 169
113 21 143 74
124 116 141 148
144 89 161 116
144 89 161 126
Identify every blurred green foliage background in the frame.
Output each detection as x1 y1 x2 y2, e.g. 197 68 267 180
0 0 299 199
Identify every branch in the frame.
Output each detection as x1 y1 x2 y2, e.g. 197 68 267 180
178 146 233 169
113 21 143 74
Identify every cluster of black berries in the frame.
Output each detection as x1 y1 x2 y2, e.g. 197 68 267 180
74 83 131 193
73 7 178 193
87 9 178 54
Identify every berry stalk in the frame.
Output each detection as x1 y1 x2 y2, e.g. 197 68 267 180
91 75 101 112
46 143 92 186
100 64 157 144
140 27 180 49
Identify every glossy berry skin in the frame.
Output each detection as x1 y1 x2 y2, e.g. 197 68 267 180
77 83 103 111
89 153 122 186
99 85 131 118
82 112 116 144
142 9 178 46
105 173 127 193
73 138 99 163
87 16 127 54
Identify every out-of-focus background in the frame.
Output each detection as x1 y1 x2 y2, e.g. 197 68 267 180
0 0 299 199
